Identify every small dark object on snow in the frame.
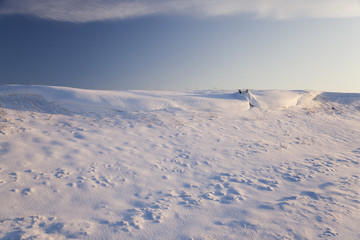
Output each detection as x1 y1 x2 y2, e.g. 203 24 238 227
249 103 254 107
238 89 242 94
245 89 249 93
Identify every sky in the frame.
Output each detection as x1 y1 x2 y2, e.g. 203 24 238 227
0 0 360 92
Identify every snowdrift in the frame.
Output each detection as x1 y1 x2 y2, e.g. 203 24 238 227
1 85 359 113
0 85 360 239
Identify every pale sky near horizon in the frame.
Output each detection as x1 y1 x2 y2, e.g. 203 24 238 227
1 0 360 92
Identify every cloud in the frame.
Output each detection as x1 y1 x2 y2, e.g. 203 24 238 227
0 0 360 22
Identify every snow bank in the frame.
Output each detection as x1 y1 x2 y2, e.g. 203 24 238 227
2 85 359 114
0 85 248 112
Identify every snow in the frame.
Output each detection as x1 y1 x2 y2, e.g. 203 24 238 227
0 85 359 239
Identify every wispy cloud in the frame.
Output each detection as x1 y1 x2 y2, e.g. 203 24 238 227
1 0 360 22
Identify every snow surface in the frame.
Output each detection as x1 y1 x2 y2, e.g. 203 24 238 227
0 85 359 239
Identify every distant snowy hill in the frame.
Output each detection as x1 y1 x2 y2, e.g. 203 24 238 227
0 85 359 239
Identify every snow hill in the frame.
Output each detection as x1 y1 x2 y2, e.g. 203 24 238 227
0 85 359 239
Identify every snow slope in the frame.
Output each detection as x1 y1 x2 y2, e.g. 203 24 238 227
0 85 359 239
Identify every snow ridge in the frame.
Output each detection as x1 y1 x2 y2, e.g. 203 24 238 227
1 85 359 113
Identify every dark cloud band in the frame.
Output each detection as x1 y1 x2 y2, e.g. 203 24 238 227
0 0 359 22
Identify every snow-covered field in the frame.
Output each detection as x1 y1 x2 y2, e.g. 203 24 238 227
0 85 359 240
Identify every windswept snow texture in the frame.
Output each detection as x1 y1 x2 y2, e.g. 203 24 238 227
0 85 360 239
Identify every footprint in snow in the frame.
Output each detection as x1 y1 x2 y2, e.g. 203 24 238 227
300 191 321 200
203 174 245 204
178 190 202 207
319 227 339 238
318 182 335 189
73 132 85 140
0 216 93 239
99 203 167 232
258 204 275 210
53 168 71 179
90 175 113 188
8 172 19 182
21 188 33 196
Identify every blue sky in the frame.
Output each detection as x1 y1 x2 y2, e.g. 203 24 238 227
1 0 360 92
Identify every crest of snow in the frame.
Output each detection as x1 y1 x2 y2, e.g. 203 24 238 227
1 85 359 113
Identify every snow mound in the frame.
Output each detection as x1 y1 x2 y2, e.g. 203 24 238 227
0 85 359 113
243 90 318 109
